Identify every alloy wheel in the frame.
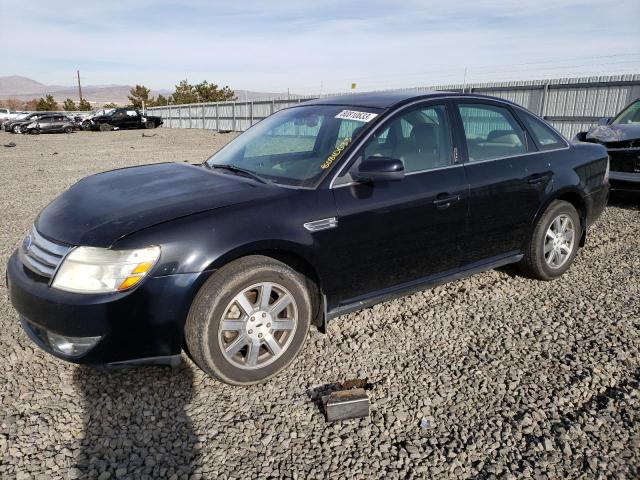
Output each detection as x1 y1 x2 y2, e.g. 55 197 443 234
544 214 575 269
218 282 298 370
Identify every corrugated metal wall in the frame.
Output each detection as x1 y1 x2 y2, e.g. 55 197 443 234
147 74 640 139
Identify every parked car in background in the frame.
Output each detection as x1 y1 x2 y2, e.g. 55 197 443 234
0 108 10 123
5 112 49 133
80 109 115 130
7 92 610 385
22 114 76 134
87 107 163 131
0 110 27 128
576 98 640 194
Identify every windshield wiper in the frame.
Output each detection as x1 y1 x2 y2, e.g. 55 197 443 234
208 163 269 184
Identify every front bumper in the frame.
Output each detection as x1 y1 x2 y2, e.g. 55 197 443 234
7 251 205 365
609 171 640 193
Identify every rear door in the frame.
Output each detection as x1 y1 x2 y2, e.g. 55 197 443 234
327 101 469 303
51 115 65 131
38 116 54 132
453 100 553 264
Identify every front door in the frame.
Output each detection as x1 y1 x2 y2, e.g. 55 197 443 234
453 100 552 264
326 102 469 305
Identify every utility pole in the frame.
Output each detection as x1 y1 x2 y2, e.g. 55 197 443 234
462 67 468 93
77 70 83 102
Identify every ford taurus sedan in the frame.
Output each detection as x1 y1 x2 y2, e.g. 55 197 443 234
7 92 609 385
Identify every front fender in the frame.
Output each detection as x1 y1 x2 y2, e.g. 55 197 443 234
113 188 336 285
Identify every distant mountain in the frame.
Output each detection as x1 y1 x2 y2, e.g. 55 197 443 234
0 76 48 95
0 75 297 106
0 75 172 106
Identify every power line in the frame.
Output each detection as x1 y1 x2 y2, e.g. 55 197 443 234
292 58 640 93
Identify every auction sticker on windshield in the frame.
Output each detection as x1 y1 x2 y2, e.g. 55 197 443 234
334 110 378 122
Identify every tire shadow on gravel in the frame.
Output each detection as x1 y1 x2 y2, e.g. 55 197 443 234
71 363 198 479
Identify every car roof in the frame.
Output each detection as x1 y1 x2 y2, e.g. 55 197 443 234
302 91 517 109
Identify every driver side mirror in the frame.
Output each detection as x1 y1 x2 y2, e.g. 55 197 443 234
352 157 405 183
597 117 612 126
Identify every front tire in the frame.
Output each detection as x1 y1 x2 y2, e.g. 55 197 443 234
145 121 156 129
64 126 73 134
185 256 312 385
99 123 112 132
520 200 581 280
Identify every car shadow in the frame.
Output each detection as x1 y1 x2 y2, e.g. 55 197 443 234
72 362 198 478
608 193 640 210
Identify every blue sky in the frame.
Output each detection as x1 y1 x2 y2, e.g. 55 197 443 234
1 0 639 94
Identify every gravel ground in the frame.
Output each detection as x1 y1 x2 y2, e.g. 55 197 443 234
0 128 639 479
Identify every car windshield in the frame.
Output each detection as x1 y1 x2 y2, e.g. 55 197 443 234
205 104 381 187
612 100 640 125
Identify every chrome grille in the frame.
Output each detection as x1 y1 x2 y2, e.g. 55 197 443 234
19 228 71 279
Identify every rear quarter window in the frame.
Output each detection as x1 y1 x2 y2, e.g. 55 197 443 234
519 110 567 151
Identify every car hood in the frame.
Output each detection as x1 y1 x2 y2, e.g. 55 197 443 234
586 124 640 145
36 162 281 248
10 118 33 125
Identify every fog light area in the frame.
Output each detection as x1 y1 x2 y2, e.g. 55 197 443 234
46 331 102 357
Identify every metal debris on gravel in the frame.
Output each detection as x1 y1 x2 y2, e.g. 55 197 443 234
0 129 638 479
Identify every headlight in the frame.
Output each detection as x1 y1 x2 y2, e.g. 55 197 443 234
52 246 161 294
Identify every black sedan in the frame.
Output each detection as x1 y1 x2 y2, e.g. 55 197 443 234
576 98 640 193
7 92 609 385
86 107 163 131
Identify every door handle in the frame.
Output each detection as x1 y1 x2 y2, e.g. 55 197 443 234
433 193 461 209
527 174 550 185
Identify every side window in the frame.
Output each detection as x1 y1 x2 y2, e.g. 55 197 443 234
114 111 126 119
357 104 452 174
458 104 527 162
519 111 566 151
126 110 138 116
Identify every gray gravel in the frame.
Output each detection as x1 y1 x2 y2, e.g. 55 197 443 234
1 128 639 479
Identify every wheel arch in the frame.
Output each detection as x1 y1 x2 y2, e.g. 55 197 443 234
533 188 588 247
198 241 326 330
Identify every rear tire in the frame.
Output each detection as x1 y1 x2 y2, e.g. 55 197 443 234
519 200 581 280
145 121 156 129
185 255 312 385
29 128 40 135
64 126 73 134
99 123 112 132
